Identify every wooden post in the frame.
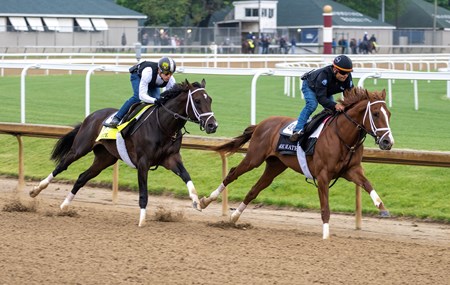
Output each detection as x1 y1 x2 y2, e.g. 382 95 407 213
16 135 25 192
112 162 119 204
355 184 362 229
220 153 228 216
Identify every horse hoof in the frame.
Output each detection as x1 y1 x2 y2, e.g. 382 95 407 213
199 197 210 209
379 210 390 217
192 201 202 212
29 189 38 198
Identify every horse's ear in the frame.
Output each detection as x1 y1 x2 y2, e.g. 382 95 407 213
184 79 190 86
201 79 206 88
364 88 373 100
381 89 386 100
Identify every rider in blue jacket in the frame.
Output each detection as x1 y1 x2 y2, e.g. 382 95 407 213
104 56 176 128
290 55 354 142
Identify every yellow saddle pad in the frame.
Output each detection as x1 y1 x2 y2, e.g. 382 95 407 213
96 105 152 141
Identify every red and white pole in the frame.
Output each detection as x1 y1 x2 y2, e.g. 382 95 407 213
323 5 333 54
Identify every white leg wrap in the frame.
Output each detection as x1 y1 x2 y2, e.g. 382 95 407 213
370 190 382 207
187 181 201 211
187 181 198 200
323 223 330 240
39 173 54 190
231 203 247 223
60 192 75 210
210 183 225 200
138 208 146 227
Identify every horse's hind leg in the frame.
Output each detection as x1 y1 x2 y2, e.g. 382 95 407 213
342 165 390 217
30 149 91 198
230 157 287 223
60 146 117 210
30 131 96 198
200 151 268 209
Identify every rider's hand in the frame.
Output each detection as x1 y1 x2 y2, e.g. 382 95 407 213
335 103 345 112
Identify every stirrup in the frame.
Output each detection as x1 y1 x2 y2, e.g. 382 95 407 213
289 130 303 142
103 117 120 128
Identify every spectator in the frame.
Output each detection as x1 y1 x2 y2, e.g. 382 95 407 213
290 37 296 54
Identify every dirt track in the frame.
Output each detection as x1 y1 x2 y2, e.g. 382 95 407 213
1 177 449 285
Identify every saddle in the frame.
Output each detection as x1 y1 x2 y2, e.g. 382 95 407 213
276 109 334 156
120 103 150 137
96 104 153 141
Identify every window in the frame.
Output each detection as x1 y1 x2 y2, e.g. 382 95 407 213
8 17 28 31
75 18 94 31
268 9 274 18
261 9 267 17
43 18 60 31
91 18 108 31
26 17 44 32
245 8 259 17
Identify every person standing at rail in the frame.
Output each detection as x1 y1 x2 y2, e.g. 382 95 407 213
290 54 354 141
104 56 176 128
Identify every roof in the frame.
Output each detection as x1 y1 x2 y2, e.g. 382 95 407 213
393 0 450 29
277 0 394 29
0 0 146 19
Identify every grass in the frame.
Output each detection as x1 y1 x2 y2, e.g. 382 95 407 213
0 73 449 222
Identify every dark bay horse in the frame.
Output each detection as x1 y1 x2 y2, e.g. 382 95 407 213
200 87 393 239
30 79 218 226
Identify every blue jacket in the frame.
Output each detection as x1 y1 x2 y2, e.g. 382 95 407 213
303 65 353 110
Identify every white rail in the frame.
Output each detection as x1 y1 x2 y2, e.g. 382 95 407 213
1 62 450 125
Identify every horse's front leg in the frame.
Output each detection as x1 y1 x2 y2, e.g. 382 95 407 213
137 164 150 227
343 166 390 217
166 157 201 211
316 174 332 240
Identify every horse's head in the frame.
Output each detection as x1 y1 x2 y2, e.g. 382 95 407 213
183 79 218 134
343 87 394 150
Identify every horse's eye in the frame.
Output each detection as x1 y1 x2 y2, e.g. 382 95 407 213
194 99 201 104
373 112 380 118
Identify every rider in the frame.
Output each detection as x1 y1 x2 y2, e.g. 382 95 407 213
104 56 177 128
290 54 354 142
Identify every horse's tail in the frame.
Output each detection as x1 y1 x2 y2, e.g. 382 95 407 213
51 124 82 164
213 125 256 155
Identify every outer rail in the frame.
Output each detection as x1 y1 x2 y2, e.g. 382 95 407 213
1 122 450 228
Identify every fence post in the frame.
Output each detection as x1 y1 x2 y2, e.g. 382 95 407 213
21 64 41 123
355 184 362 230
220 153 228 216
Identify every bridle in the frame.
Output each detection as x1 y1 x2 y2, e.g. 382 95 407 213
318 99 392 188
362 100 392 145
157 87 215 134
342 100 392 145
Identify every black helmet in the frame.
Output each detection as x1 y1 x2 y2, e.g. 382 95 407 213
158 57 176 75
333 55 353 73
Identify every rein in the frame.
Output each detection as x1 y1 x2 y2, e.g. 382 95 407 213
158 87 215 133
310 100 391 188
156 88 214 140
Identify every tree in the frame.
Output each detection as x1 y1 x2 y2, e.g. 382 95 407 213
116 0 233 27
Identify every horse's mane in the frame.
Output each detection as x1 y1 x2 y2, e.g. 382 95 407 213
338 86 384 107
158 80 202 105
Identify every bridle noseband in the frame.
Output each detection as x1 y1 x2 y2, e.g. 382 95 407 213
342 100 391 145
362 100 392 145
159 87 215 131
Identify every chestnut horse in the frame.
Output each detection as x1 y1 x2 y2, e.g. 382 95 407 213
200 87 393 239
30 79 218 226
